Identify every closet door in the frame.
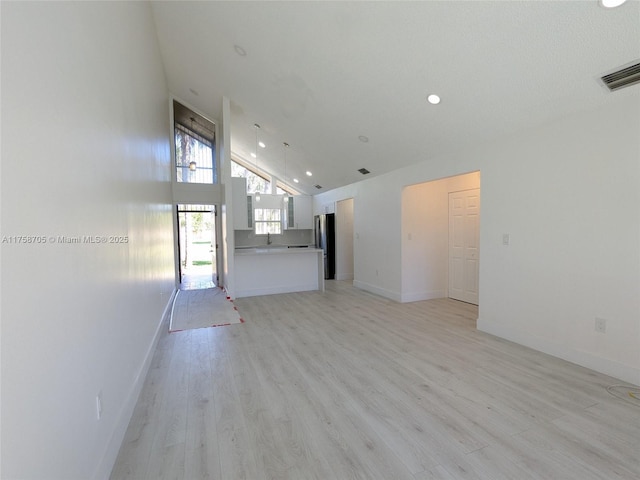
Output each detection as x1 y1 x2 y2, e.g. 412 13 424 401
448 188 480 305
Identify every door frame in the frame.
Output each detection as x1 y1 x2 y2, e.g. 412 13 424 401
174 204 219 287
448 188 480 305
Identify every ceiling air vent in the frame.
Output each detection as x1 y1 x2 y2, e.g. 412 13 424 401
358 168 370 175
314 184 323 189
601 61 640 92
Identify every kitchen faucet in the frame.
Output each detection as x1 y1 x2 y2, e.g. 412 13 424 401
267 232 272 245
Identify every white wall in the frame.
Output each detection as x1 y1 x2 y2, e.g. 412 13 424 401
1 3 175 479
315 94 640 385
315 176 404 300
172 181 224 205
401 172 480 302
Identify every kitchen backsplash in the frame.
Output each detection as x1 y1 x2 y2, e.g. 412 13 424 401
234 229 314 247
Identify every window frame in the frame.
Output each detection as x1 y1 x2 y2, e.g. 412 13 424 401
174 116 216 185
253 207 282 235
231 159 271 194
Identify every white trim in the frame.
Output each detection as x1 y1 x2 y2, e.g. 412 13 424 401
478 317 640 387
168 289 181 332
236 283 320 298
93 288 177 480
353 280 402 302
335 273 354 281
400 289 446 303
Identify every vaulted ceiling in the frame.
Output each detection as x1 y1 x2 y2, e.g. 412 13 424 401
150 1 639 195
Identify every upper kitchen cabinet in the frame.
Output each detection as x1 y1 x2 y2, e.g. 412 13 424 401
232 177 253 230
285 195 313 230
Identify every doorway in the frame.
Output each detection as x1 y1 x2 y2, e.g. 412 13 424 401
400 171 480 304
177 204 217 290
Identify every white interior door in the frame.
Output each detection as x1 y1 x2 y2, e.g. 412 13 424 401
448 188 480 305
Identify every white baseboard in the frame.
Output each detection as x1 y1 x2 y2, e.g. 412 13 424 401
400 289 446 303
353 280 401 302
478 317 640 387
93 288 177 480
335 272 354 281
236 283 319 298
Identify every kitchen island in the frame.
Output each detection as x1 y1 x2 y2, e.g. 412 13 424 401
234 247 324 298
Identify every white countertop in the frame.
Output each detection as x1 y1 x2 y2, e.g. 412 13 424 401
235 246 322 256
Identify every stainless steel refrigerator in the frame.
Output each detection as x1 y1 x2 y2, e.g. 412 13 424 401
315 213 335 280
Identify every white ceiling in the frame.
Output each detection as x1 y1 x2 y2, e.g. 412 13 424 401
150 1 640 195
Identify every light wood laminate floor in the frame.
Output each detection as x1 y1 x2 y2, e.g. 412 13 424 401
111 281 640 479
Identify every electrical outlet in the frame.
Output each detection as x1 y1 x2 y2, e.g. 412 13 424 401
595 317 606 334
96 391 103 420
502 233 510 245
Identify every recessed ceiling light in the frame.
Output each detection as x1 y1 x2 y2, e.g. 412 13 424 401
251 152 257 158
258 141 266 148
600 0 627 8
306 171 312 177
234 44 247 56
358 135 369 143
293 178 299 183
427 94 441 105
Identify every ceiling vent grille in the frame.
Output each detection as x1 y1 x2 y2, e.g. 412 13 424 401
314 184 323 189
601 61 640 92
358 168 370 175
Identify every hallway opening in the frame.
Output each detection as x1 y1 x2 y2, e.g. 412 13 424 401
401 171 481 305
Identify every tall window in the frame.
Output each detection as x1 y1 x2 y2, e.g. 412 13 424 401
174 101 216 184
231 160 270 194
276 184 297 196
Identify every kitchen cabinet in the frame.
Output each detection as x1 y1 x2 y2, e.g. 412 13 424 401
285 195 313 230
235 247 324 297
232 177 253 230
